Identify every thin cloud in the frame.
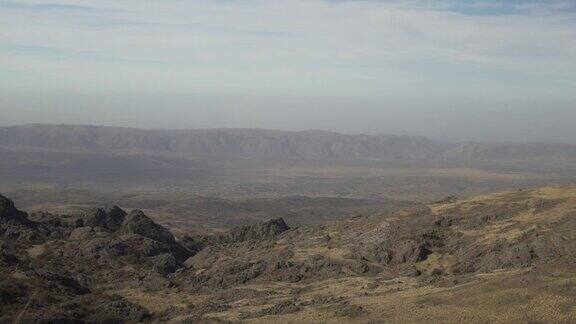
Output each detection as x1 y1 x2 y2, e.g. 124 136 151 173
0 0 114 12
0 0 574 96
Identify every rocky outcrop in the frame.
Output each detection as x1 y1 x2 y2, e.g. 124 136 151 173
80 206 127 231
0 195 38 242
121 210 176 245
218 218 290 244
0 194 33 227
2 188 576 323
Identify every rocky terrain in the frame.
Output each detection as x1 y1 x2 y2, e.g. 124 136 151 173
0 188 414 235
2 186 576 323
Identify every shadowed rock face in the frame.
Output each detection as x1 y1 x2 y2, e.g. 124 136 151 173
223 217 290 243
121 210 176 245
106 206 128 230
81 206 127 231
180 218 290 253
0 194 196 322
0 194 32 226
0 194 297 322
119 209 193 263
0 195 36 242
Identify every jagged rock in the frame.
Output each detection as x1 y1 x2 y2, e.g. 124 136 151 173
0 194 33 227
119 210 191 263
1 188 574 323
80 206 127 231
350 244 393 265
70 211 191 274
81 208 107 229
179 234 207 255
121 210 176 245
218 218 290 244
106 206 128 231
454 234 561 274
120 234 172 257
394 240 431 264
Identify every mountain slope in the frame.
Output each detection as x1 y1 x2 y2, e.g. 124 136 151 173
3 124 576 162
0 124 443 160
1 186 576 322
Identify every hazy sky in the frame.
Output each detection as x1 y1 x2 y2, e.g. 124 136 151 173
1 0 575 142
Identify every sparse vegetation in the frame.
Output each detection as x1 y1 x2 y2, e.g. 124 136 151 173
2 186 576 322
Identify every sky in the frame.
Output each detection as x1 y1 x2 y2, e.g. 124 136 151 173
1 0 575 143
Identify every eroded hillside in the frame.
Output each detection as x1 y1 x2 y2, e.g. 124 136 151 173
1 186 576 323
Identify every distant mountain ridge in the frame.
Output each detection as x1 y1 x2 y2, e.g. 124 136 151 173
1 124 575 161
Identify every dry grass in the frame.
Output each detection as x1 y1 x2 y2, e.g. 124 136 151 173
9 184 576 323
416 252 458 275
26 244 46 259
115 288 212 314
432 185 576 244
235 185 576 323
210 267 576 324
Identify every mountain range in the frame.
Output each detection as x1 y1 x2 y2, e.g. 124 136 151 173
2 124 576 161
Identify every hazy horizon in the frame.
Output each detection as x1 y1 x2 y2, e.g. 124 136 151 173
2 0 575 144
2 92 575 144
